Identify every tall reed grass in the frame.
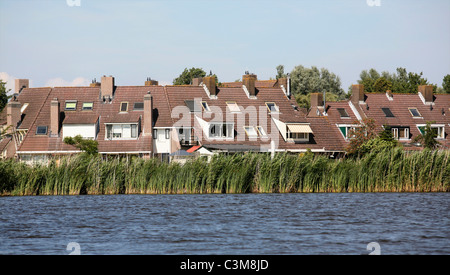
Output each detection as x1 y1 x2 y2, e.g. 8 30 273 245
0 148 448 196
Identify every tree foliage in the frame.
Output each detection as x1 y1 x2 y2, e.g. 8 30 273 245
413 121 440 149
0 79 11 112
63 135 98 155
346 118 378 157
173 67 219 86
355 67 432 94
442 74 450 94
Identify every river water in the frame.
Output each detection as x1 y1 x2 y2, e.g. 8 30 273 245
0 193 448 255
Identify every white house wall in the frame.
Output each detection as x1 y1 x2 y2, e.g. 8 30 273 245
62 124 96 139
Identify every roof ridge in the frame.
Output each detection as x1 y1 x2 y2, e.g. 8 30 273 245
163 86 175 124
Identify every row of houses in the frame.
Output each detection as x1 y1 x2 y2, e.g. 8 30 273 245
1 72 449 163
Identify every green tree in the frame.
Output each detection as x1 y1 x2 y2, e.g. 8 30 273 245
276 65 287 79
0 79 11 112
346 118 378 157
289 65 344 108
173 67 219 86
413 121 440 149
373 77 393 93
64 135 98 155
355 67 432 94
442 74 450 94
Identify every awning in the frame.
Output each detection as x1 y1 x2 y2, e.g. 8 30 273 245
287 124 313 133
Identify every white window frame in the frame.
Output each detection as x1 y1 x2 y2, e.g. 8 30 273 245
337 124 361 140
416 124 445 139
209 122 234 139
105 123 139 140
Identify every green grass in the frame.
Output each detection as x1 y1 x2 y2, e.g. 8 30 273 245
0 148 448 196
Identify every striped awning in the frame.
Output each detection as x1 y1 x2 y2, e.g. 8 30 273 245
287 124 313 133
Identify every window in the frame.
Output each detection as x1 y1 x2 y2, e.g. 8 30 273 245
185 100 201 113
256 126 267 137
338 125 359 139
226 102 240 113
418 125 445 139
133 102 144 111
288 132 308 140
265 102 279 113
391 127 409 140
106 124 138 139
244 126 258 138
337 108 349 118
209 123 233 139
409 108 422 118
65 101 77 111
82 102 93 110
382 108 395 117
120 102 128 112
36 126 48 135
201 101 210 112
165 129 170 139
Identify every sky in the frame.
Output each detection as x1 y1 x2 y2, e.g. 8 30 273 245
1 0 449 94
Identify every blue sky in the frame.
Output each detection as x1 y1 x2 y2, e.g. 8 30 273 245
1 0 449 93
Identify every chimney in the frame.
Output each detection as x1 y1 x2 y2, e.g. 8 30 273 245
203 76 217 96
351 84 365 105
143 92 153 137
101 75 115 98
309 93 324 117
14 79 29 94
145 77 158 86
50 98 60 137
418 85 433 104
90 78 101 87
192 77 203 86
6 101 22 133
243 73 257 96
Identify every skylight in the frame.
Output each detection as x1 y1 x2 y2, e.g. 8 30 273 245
82 102 93 110
226 102 240 113
36 126 48 135
265 102 279 113
65 101 77 111
337 108 349 118
409 108 422 118
120 102 128 112
133 102 144 111
381 108 395 117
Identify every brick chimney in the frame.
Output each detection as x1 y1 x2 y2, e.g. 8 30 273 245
203 76 216 96
145 77 158 86
101 75 115 99
6 101 22 133
15 79 29 94
192 77 203 86
50 98 60 137
351 84 365 105
418 85 433 104
143 92 153 137
309 93 325 117
243 73 257 97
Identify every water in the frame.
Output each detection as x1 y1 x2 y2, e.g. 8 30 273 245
0 193 448 255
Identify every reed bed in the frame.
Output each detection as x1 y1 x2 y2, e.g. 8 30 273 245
0 148 448 196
